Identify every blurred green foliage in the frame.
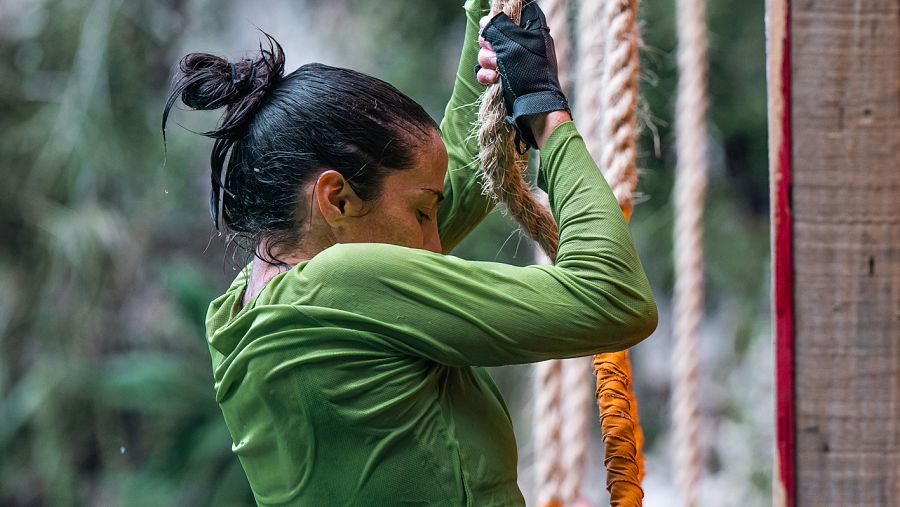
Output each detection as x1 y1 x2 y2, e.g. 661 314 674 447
0 0 769 505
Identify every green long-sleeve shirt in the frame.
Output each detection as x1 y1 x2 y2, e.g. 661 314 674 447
204 1 657 505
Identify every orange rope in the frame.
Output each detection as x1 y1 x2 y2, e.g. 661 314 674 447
594 206 644 506
595 351 644 506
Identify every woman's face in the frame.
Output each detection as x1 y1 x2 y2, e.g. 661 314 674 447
309 128 448 254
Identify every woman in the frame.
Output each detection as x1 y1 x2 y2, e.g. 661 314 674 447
163 0 657 505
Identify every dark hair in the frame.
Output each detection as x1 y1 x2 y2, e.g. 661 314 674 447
162 33 439 266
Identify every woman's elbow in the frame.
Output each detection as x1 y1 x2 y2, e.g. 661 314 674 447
635 297 659 345
610 293 658 351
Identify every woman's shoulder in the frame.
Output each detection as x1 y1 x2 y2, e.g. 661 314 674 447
303 242 448 281
254 242 472 309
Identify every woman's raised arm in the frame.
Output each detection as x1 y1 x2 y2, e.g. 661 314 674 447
436 0 495 254
295 119 658 367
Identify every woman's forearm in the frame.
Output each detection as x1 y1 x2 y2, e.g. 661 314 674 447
528 110 574 151
435 0 496 253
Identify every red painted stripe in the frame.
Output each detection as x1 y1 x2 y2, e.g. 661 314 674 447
774 1 794 504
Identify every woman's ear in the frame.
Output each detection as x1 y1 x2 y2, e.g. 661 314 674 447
313 170 359 226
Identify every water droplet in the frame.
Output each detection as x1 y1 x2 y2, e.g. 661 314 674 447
120 446 125 454
164 189 169 194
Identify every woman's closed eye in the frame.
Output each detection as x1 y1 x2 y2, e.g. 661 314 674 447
417 210 432 223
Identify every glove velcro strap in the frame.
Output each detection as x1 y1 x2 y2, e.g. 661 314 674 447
510 91 570 150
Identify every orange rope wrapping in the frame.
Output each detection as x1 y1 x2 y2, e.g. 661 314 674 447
594 351 644 506
592 210 645 506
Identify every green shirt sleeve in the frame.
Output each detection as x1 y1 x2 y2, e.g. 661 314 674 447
296 120 658 367
436 0 495 254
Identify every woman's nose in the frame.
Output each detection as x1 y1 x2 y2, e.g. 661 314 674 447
424 229 442 254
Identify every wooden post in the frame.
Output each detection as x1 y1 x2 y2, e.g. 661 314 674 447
770 0 900 505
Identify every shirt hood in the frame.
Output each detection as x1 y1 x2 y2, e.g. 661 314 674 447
205 263 253 359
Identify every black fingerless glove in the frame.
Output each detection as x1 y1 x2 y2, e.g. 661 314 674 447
480 1 570 152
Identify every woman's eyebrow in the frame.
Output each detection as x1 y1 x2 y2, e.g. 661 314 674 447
420 188 445 203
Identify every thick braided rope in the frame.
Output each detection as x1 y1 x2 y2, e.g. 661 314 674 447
533 200 565 506
532 1 572 506
575 0 605 161
477 0 559 258
532 188 564 507
559 355 593 504
544 0 572 90
591 0 646 505
534 345 565 506
670 0 709 503
599 0 640 218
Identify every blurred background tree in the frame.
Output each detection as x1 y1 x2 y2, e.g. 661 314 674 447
0 0 769 505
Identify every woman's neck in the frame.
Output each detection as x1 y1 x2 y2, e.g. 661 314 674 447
241 235 327 308
242 257 293 308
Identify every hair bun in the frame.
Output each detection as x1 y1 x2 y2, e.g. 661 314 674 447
162 32 286 142
229 58 257 95
180 51 279 111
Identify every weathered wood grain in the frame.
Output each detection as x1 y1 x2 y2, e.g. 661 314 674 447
791 0 900 505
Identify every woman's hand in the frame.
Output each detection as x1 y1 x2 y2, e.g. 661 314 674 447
476 15 500 85
474 4 570 151
474 11 571 150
